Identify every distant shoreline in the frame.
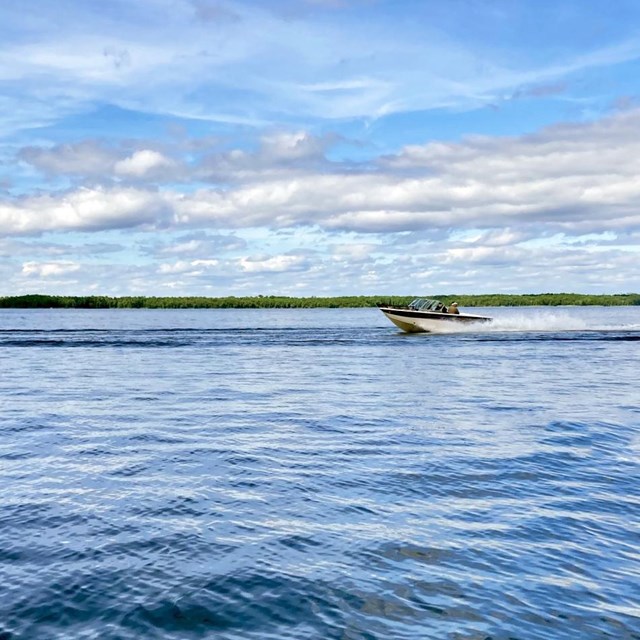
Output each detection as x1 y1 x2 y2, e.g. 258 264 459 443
1 293 639 309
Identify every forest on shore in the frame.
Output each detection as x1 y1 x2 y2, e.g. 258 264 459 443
1 293 639 309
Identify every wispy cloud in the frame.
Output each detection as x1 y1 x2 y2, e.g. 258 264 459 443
3 0 640 135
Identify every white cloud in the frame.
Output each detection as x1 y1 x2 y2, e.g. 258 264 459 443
157 257 219 275
4 109 640 238
192 259 219 267
259 131 330 162
19 141 119 176
158 239 205 255
22 260 80 277
158 260 193 274
331 242 378 261
3 107 640 295
0 186 168 234
19 141 180 182
114 150 176 178
238 254 310 273
197 130 336 183
3 229 640 297
444 246 524 265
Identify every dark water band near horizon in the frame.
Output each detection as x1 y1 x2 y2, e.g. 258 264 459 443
1 307 639 640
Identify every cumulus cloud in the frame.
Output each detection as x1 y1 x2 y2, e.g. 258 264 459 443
3 0 640 296
4 228 639 297
197 130 339 183
259 131 332 162
4 109 640 238
19 142 180 182
19 141 119 176
114 149 176 178
0 186 169 234
3 108 640 297
238 254 311 273
331 242 378 261
22 260 80 277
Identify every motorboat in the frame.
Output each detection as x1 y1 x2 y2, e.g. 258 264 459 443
377 298 492 333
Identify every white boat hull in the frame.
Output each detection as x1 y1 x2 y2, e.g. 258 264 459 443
380 307 492 333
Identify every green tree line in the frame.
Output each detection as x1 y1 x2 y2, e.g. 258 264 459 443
1 293 639 309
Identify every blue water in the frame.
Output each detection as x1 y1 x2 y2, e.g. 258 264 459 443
1 307 639 640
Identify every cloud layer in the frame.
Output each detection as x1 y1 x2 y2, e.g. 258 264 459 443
2 0 640 295
6 110 640 237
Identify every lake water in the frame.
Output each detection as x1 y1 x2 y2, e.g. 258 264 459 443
1 306 639 639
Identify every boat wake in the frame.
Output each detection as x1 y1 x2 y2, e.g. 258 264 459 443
437 310 640 334
485 310 589 333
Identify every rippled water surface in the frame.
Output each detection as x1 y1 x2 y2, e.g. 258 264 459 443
1 307 639 639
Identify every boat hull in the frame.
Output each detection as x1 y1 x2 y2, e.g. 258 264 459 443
379 306 492 333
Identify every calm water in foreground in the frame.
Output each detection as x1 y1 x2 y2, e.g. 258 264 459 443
1 306 639 640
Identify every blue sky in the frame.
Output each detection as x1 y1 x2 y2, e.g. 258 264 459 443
2 0 640 296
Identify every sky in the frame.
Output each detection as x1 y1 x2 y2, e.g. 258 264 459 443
2 0 640 297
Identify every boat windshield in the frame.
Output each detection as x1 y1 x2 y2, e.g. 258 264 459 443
408 298 447 312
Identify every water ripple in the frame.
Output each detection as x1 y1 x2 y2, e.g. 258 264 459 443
1 308 639 639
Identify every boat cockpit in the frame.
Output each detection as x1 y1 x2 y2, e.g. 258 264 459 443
408 298 448 313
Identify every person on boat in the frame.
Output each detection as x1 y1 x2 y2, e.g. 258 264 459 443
448 302 460 314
